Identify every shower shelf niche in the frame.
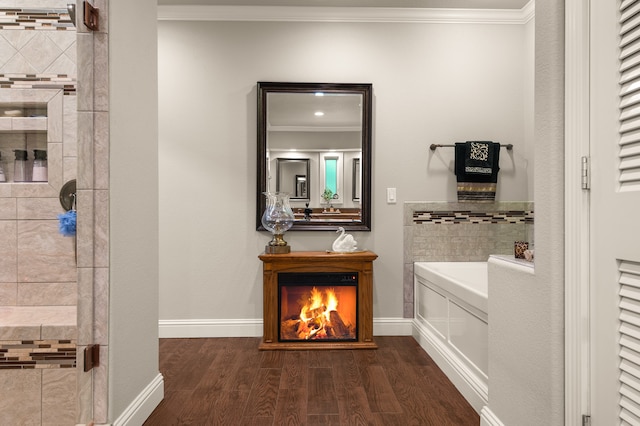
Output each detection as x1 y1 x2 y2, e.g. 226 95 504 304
0 116 48 133
0 89 62 185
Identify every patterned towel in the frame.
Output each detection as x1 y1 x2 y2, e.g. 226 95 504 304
465 141 495 174
455 142 501 202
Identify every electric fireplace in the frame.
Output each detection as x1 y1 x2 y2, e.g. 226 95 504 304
259 251 377 350
279 272 358 342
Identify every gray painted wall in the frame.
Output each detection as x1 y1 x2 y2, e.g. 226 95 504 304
157 18 534 323
105 3 567 425
487 0 565 424
109 0 160 420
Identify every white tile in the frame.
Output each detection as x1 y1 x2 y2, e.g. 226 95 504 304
0 369 41 425
21 32 62 73
17 282 77 306
44 52 77 77
42 369 77 426
45 31 76 53
0 306 76 327
0 35 17 68
17 198 60 220
0 29 36 51
2 52 37 75
17 220 76 283
0 282 17 305
0 197 16 219
0 220 17 282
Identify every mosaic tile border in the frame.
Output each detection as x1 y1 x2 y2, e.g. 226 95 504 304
413 210 534 224
0 8 73 30
0 73 76 94
0 339 76 369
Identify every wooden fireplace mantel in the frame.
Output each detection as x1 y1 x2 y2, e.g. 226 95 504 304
258 251 378 350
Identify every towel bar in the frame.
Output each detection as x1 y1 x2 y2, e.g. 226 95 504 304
430 143 513 151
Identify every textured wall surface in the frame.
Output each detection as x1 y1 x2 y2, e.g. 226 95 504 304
484 0 566 425
157 15 534 324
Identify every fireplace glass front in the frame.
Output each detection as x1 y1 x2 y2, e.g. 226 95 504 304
278 272 358 342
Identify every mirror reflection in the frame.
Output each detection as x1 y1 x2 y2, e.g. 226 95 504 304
257 82 372 231
352 158 361 202
276 158 309 200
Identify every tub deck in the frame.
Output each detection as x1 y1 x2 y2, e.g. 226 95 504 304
414 261 488 314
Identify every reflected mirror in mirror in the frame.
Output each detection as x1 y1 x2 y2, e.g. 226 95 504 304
276 158 310 200
353 158 361 202
257 82 372 232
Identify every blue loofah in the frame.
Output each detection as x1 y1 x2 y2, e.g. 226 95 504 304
58 210 77 237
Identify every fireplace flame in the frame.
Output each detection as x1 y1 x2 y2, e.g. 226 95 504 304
300 287 337 323
293 287 343 340
280 286 355 341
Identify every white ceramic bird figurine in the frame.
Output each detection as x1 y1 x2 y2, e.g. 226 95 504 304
332 227 357 253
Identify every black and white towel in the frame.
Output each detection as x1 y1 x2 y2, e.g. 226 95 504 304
454 141 501 202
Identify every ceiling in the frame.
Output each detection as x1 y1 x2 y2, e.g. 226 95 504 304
157 0 531 9
268 92 362 129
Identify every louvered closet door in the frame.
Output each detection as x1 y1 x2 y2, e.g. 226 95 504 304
591 0 640 424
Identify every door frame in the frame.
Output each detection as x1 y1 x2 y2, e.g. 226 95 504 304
564 0 591 424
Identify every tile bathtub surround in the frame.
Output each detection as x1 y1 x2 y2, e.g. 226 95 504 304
413 210 534 224
403 201 534 317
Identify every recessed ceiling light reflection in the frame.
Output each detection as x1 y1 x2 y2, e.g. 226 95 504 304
314 111 324 117
315 92 324 96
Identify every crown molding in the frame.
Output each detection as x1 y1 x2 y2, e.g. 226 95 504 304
158 2 535 24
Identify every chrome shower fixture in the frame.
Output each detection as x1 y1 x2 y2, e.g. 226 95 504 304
67 3 76 27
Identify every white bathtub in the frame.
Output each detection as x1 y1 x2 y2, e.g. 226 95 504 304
412 261 488 413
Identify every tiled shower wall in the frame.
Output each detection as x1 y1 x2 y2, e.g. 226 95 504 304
0 5 77 307
75 0 110 423
0 2 80 425
403 201 534 317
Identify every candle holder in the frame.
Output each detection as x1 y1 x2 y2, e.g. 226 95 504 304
262 192 295 254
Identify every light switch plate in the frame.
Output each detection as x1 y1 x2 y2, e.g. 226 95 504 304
387 187 396 203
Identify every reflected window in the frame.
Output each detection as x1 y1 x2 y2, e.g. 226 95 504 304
325 157 338 195
320 152 343 204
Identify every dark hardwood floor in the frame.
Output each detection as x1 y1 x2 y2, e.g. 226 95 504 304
143 336 480 426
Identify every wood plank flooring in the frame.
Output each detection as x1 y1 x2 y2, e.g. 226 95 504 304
143 336 480 426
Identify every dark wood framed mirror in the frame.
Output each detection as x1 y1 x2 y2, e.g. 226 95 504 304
257 82 372 231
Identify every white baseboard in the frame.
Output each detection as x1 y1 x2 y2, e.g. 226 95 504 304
112 373 164 426
412 319 488 413
480 406 505 426
374 317 413 336
158 317 413 338
158 318 263 338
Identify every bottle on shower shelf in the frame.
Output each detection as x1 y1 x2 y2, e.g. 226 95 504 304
13 149 29 182
32 149 47 182
0 152 6 182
